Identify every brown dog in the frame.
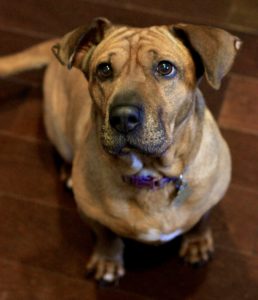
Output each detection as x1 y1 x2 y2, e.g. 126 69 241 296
0 18 241 282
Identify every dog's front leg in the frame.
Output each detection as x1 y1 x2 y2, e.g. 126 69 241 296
179 211 214 266
85 218 125 282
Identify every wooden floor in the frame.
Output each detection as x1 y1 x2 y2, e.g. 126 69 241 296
0 1 258 299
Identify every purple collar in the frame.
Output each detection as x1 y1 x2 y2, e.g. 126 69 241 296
122 174 183 191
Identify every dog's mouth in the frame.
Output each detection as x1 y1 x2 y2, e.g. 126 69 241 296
103 140 151 156
120 142 169 156
101 129 170 157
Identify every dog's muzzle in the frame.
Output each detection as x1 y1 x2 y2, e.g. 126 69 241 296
101 92 169 156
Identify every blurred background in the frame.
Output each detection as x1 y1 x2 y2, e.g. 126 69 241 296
0 1 257 299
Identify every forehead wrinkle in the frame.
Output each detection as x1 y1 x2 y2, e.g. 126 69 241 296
126 33 149 82
93 29 141 63
96 46 127 60
139 28 169 43
140 27 187 54
100 51 116 60
105 26 130 40
102 27 139 48
92 39 129 66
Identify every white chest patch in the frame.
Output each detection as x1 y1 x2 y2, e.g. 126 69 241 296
130 153 143 171
138 228 183 243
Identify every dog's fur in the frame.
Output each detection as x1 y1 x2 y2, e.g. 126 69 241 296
0 18 241 282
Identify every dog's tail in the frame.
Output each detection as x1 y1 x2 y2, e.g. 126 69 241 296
0 39 58 78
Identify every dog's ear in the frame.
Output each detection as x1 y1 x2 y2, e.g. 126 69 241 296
52 17 112 70
172 24 242 89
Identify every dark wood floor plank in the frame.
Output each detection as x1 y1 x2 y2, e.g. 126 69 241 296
0 134 74 209
212 184 258 255
0 0 176 37
0 88 47 141
0 194 90 277
0 29 44 55
1 0 256 39
228 0 258 34
219 74 258 135
0 258 95 300
222 129 258 192
86 0 258 34
100 0 232 26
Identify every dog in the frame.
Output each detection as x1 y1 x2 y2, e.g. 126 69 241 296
0 17 241 282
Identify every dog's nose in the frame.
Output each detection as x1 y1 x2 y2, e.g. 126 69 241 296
109 105 142 133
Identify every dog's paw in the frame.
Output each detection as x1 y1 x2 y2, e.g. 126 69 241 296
179 229 214 266
86 253 125 283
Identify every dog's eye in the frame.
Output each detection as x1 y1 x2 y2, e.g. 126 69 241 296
156 61 177 78
96 63 113 80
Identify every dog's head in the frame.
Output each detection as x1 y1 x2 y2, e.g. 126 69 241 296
53 18 241 157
